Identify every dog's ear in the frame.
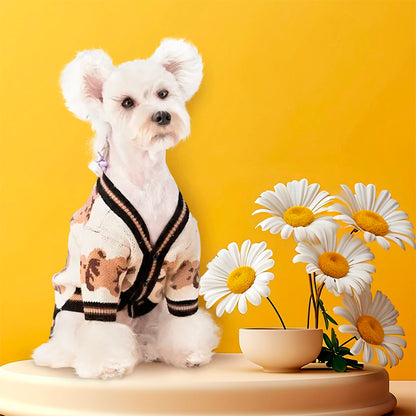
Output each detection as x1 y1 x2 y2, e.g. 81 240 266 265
151 39 203 101
60 50 114 122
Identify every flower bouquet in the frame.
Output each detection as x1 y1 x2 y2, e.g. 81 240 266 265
200 179 414 372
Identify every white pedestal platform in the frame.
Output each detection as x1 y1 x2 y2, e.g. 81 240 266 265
0 353 396 416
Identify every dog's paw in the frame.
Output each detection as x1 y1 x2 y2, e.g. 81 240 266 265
74 357 137 380
185 351 212 368
32 341 74 368
165 351 213 368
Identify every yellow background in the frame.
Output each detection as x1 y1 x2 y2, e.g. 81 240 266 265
0 0 415 380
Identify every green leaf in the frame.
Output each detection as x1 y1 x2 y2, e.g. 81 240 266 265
345 359 364 370
323 333 333 349
326 314 338 325
337 347 350 356
323 313 329 330
332 356 347 372
331 328 339 349
317 349 332 363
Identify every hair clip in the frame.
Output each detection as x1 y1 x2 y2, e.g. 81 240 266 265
97 152 108 172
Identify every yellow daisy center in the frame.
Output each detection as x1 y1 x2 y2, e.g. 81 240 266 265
227 266 256 294
353 210 389 236
318 252 350 279
283 206 315 227
356 315 384 345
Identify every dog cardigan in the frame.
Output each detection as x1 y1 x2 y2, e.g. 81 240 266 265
51 174 200 326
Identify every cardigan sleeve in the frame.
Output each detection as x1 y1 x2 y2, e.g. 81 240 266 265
79 228 130 322
163 216 201 317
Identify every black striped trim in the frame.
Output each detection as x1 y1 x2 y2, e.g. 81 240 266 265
166 298 198 317
97 175 152 254
97 174 191 318
83 301 119 322
61 288 83 313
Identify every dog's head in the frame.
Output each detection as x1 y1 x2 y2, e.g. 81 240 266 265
61 39 203 164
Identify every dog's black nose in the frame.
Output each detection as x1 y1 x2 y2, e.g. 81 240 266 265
152 111 171 126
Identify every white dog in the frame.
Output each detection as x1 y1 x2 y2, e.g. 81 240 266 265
33 39 220 379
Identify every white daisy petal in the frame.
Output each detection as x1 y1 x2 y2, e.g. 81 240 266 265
383 336 407 348
227 242 242 267
340 184 360 212
245 288 262 306
387 233 416 249
342 294 361 321
256 217 282 232
302 183 320 207
253 259 275 274
224 293 240 314
378 198 399 218
386 235 405 250
375 348 389 367
373 190 391 213
281 224 293 239
293 254 318 265
270 222 286 235
338 325 360 336
375 236 391 250
363 342 374 363
294 226 308 242
383 325 405 336
384 210 409 222
334 214 357 225
247 241 267 266
383 344 399 367
385 343 404 360
256 272 275 283
253 283 271 297
252 208 276 216
216 295 233 317
251 248 273 270
350 338 364 355
363 231 376 242
239 240 252 265
355 183 368 211
333 306 355 324
238 294 248 314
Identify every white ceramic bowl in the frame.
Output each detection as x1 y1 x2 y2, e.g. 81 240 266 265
239 327 323 372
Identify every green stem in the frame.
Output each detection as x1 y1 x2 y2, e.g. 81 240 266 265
307 294 312 329
313 273 320 328
340 336 357 348
267 297 287 330
308 274 317 314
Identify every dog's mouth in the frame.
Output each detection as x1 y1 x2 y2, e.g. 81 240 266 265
151 132 177 142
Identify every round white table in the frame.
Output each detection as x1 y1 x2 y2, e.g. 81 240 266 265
0 353 397 416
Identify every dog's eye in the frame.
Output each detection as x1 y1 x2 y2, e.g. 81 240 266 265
121 97 135 109
158 90 169 99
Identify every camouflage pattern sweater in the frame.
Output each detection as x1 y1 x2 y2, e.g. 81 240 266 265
52 174 200 323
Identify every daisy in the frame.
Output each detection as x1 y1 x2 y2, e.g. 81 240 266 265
200 240 275 317
253 179 337 242
293 227 375 296
334 290 406 367
329 183 416 250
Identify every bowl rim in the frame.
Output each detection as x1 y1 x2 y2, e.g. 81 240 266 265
239 327 323 332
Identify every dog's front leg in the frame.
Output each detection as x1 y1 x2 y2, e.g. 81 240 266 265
64 230 142 379
33 310 83 368
155 304 220 368
73 320 142 379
